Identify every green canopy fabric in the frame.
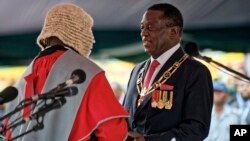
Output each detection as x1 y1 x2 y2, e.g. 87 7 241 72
1 26 250 65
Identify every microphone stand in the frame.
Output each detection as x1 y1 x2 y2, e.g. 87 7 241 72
2 103 44 141
0 85 73 122
11 117 44 141
0 99 37 122
198 55 250 82
1 100 44 135
4 97 66 141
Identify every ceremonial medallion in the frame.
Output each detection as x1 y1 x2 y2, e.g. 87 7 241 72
136 54 188 110
165 101 172 109
157 100 164 109
165 91 173 109
151 90 159 108
140 87 147 96
151 101 157 108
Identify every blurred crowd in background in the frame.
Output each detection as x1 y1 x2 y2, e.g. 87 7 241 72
204 70 250 141
0 49 250 141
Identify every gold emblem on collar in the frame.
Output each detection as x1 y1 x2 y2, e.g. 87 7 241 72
136 54 188 106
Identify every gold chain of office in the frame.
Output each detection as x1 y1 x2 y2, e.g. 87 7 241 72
136 53 189 96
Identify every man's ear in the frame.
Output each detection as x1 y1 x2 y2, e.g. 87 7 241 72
170 26 179 37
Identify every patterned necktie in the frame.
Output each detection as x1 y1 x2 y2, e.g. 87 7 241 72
137 60 160 107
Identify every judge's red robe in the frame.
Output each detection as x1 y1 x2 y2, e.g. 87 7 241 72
4 47 128 141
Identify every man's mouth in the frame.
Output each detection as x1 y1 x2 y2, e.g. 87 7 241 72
142 37 152 47
143 40 151 47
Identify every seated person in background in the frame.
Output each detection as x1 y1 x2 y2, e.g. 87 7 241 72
228 77 250 124
205 81 239 141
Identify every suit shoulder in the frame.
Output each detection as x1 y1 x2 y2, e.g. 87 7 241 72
185 57 209 71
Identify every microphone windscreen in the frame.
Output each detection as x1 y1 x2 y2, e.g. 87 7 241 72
0 86 18 104
184 41 200 57
71 69 86 84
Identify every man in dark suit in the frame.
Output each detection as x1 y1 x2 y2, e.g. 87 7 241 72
123 3 213 141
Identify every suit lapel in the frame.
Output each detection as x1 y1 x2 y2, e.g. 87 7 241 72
154 48 185 81
133 60 150 115
135 48 185 115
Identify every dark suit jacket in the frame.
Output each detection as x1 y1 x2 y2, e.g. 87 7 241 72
123 47 213 141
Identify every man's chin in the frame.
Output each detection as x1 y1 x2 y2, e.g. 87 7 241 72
144 45 152 51
144 48 150 53
144 49 153 56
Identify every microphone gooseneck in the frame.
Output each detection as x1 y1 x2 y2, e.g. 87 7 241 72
0 69 83 123
183 41 250 82
31 86 78 101
49 69 86 92
2 98 67 135
30 97 67 120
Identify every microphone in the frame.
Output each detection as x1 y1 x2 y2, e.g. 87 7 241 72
184 41 212 62
3 98 66 133
29 97 66 120
50 69 86 92
0 86 18 104
183 41 200 57
0 86 77 122
30 86 78 101
60 69 86 86
184 41 250 82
